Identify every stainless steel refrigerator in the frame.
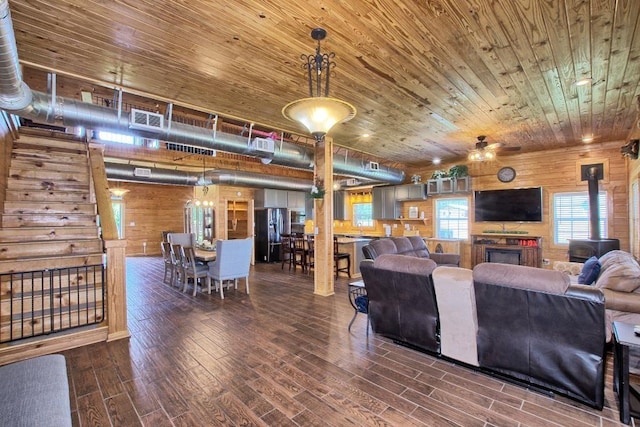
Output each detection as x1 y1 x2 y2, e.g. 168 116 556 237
255 208 288 263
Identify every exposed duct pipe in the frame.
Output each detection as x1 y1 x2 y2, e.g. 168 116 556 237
0 0 405 184
105 163 313 191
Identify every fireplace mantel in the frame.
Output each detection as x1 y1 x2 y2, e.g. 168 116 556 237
471 234 542 268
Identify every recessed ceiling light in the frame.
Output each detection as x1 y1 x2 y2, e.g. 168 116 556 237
432 158 441 165
582 135 594 143
574 78 592 87
361 133 370 138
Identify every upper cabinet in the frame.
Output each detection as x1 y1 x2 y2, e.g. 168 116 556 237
394 184 427 201
427 177 471 195
287 191 306 211
334 190 348 220
254 189 307 210
373 186 398 219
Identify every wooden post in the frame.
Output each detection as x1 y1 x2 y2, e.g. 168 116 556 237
105 239 130 341
88 143 130 341
313 137 335 296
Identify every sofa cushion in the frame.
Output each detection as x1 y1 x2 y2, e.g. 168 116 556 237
473 262 570 295
578 256 601 285
595 250 640 293
374 254 437 275
365 237 431 259
0 354 72 426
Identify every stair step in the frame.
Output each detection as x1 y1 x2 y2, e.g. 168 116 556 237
0 254 104 275
5 189 91 203
7 178 90 192
14 135 88 155
0 227 99 243
12 148 89 166
4 201 96 215
10 158 89 174
9 167 89 182
0 240 103 261
2 214 97 228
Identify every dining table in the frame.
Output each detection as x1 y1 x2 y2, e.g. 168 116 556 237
194 248 216 263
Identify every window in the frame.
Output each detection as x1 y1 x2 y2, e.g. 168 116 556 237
435 198 468 239
112 200 125 239
352 203 373 227
553 192 607 244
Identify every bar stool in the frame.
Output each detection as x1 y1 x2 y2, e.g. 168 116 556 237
305 235 315 274
280 234 293 270
292 233 307 272
334 236 351 278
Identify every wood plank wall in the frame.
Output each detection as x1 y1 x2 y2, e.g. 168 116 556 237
404 140 628 269
112 182 192 256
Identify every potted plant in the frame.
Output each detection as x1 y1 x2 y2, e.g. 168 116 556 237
430 170 449 179
448 164 468 178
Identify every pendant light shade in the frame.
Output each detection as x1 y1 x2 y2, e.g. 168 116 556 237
282 28 356 142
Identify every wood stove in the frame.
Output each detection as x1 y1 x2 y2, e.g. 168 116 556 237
568 163 619 262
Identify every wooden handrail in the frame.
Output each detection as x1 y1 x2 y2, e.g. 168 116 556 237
88 143 119 240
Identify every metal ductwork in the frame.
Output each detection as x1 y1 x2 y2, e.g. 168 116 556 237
0 0 405 185
105 163 312 191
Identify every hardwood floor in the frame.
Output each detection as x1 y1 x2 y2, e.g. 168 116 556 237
61 257 633 426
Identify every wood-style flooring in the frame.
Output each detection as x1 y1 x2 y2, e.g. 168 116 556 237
61 257 633 426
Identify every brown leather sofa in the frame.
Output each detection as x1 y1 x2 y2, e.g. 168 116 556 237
361 236 460 267
360 258 607 409
359 254 440 354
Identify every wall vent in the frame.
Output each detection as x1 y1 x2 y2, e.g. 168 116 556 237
133 167 152 177
251 137 276 153
345 178 360 186
129 109 163 132
365 161 380 171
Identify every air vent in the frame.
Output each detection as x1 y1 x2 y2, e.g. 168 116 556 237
133 167 152 177
345 178 360 186
365 161 380 171
129 109 163 132
251 137 276 154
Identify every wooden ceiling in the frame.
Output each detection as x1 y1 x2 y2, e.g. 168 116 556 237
8 0 640 166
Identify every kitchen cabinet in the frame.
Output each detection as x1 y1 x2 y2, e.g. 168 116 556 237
334 190 348 220
427 177 471 195
287 191 305 210
394 184 427 200
373 186 398 219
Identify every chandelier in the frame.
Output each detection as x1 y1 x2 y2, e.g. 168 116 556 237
282 28 356 142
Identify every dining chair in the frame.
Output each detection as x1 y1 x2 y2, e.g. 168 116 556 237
305 234 315 274
160 242 173 284
334 236 351 278
169 244 184 288
207 237 253 299
292 233 307 272
180 246 210 296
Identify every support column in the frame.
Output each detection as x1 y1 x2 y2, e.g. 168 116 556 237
314 137 334 296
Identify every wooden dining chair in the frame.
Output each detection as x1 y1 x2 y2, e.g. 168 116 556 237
169 244 184 288
334 236 351 278
160 242 173 284
180 246 210 296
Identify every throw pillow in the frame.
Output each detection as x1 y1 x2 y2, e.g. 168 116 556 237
578 256 601 285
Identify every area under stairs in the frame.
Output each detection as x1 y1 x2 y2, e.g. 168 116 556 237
0 129 105 342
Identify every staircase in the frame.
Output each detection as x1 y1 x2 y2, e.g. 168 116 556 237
0 129 105 343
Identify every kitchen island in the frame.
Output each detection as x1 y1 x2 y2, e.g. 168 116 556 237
335 236 375 278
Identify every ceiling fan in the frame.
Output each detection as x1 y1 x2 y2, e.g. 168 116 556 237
468 135 521 161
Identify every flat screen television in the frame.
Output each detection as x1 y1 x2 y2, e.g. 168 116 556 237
474 187 543 222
